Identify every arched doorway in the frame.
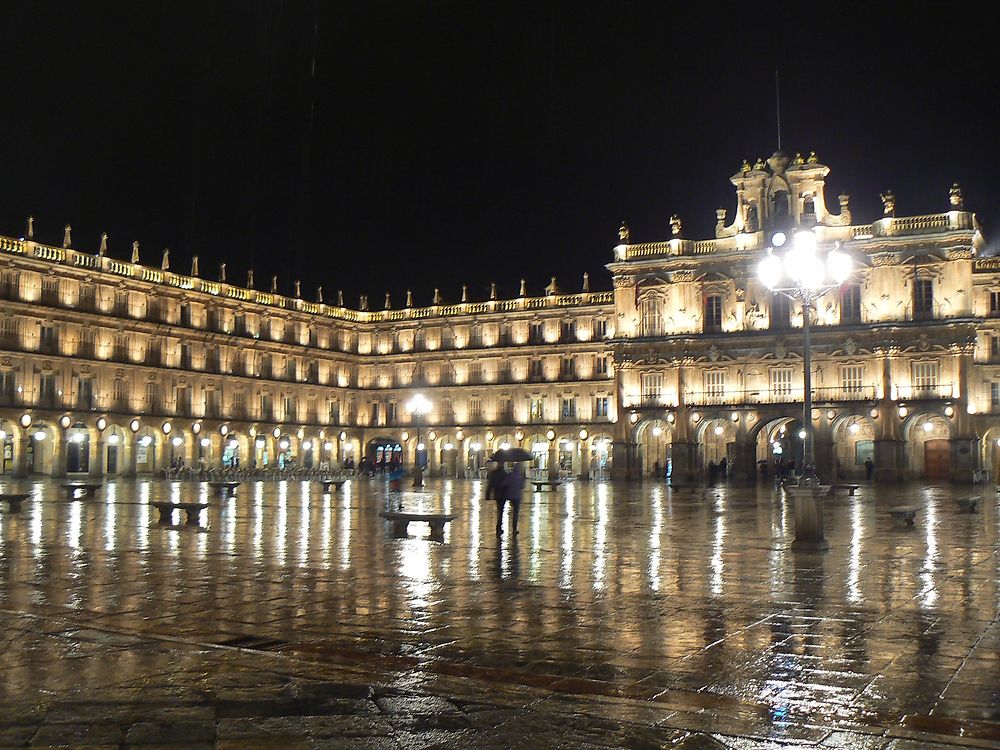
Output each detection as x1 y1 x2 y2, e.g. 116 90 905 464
135 427 158 474
0 419 18 474
466 435 486 477
439 436 459 477
105 425 127 475
636 419 672 479
698 417 736 479
590 434 613 479
66 422 91 474
27 422 55 475
366 437 402 475
754 416 804 480
222 433 242 468
905 413 952 480
527 433 549 479
831 414 876 480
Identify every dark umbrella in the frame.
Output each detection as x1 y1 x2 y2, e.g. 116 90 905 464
489 447 533 462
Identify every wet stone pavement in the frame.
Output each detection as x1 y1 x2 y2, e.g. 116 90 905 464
0 477 998 749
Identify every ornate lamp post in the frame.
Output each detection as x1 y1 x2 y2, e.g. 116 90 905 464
758 229 852 545
406 393 431 487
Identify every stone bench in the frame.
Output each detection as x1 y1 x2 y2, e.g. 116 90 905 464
380 512 457 541
531 480 563 491
956 497 979 513
63 483 103 499
208 481 241 497
830 484 860 496
151 501 209 527
0 493 31 513
318 478 346 493
889 506 918 526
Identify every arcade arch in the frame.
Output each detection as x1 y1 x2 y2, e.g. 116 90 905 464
903 413 952 479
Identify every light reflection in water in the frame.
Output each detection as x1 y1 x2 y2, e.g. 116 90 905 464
468 482 480 580
560 491 574 589
253 482 264 560
299 483 311 566
530 494 542 581
138 482 150 549
226 497 237 553
68 498 82 549
710 511 725 597
847 497 863 603
400 539 432 608
30 488 43 552
593 483 607 590
104 483 117 551
649 485 663 592
322 495 331 566
276 481 288 565
920 497 939 609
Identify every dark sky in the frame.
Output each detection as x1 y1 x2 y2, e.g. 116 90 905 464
2 2 997 305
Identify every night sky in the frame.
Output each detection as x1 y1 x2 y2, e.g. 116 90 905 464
2 2 997 305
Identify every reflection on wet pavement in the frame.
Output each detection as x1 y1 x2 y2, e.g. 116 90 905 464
1 477 999 748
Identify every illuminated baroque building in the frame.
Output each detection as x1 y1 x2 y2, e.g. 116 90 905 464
0 151 993 483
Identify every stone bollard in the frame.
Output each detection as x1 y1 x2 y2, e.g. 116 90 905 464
786 485 830 550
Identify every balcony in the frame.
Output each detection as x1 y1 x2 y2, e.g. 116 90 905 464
897 384 954 401
680 385 879 406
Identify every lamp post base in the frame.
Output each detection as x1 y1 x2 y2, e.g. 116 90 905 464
786 485 829 550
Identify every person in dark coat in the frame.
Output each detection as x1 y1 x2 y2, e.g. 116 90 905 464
485 462 507 536
500 463 525 536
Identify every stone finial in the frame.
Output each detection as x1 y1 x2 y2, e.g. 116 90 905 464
405 289 412 307
98 232 108 257
270 276 278 294
582 272 589 292
316 286 323 303
337 289 344 306
247 269 255 288
793 152 805 166
838 193 851 224
62 224 72 248
618 221 630 243
740 160 751 173
360 294 369 311
519 279 526 297
294 280 301 298
161 248 170 270
26 216 34 239
716 207 727 223
490 282 496 300
950 182 964 208
131 241 140 264
219 263 227 282
384 291 391 310
752 157 765 171
807 150 818 164
880 190 896 217
191 255 199 277
545 276 558 295
461 284 468 302
433 288 441 305
669 214 682 237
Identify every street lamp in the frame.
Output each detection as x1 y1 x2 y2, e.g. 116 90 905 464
758 229 853 485
406 393 431 487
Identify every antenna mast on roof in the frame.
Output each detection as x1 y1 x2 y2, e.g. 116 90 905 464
775 69 782 151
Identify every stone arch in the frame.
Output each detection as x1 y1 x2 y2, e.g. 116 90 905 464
696 416 737 471
902 412 953 480
589 432 614 480
103 423 130 476
65 421 92 475
830 413 877 480
0 418 22 475
980 426 1000 482
634 417 673 478
134 425 160 474
26 420 58 475
753 415 804 477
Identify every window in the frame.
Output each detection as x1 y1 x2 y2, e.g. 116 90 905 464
387 402 398 424
912 361 939 388
593 319 607 339
703 371 726 401
992 382 1000 410
595 396 609 418
329 400 340 423
144 381 158 412
39 373 57 408
704 295 722 331
232 391 246 418
640 298 663 336
770 294 790 329
992 335 1000 360
770 368 793 398
841 366 865 395
113 378 127 404
284 396 297 420
370 401 380 424
285 358 297 381
561 321 575 341
39 324 57 354
499 398 514 421
529 322 544 344
595 355 608 375
260 393 272 420
470 326 482 347
469 398 483 422
913 278 933 318
76 377 94 410
529 398 545 422
202 389 217 417
841 285 861 322
561 397 577 419
641 373 664 404
0 370 17 406
560 357 576 378
470 361 482 383
991 292 1000 316
529 358 544 380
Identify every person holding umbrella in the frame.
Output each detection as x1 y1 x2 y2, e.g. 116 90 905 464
485 460 507 536
488 446 531 537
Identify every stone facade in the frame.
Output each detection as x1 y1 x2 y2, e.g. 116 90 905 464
0 151 995 483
